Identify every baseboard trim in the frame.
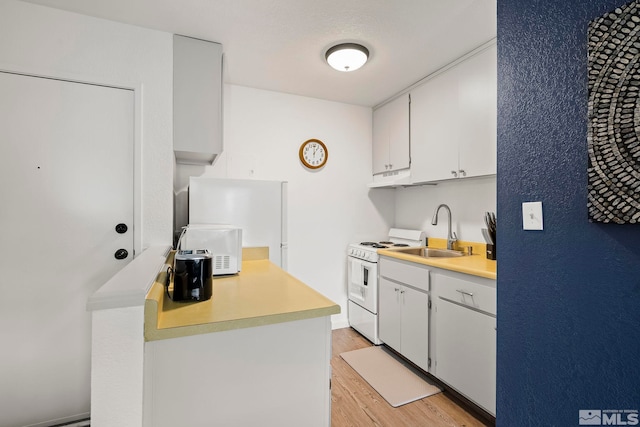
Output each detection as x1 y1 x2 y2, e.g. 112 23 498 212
24 414 90 427
331 318 350 330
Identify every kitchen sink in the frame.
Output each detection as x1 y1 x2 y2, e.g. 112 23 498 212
394 246 466 258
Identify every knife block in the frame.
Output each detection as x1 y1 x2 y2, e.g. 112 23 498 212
486 244 496 260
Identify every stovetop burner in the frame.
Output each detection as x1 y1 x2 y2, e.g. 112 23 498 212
360 242 390 248
376 241 409 247
358 241 411 248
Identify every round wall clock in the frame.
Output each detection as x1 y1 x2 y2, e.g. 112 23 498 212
299 139 328 169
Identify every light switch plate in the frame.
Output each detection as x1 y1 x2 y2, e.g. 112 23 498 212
522 201 543 230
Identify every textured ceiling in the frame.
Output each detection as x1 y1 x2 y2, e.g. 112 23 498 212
22 0 496 107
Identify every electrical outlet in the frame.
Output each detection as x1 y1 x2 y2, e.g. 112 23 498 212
522 201 543 230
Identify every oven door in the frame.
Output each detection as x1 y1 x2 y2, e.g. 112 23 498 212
347 256 378 313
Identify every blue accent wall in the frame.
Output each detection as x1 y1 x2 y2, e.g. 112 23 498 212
497 1 640 425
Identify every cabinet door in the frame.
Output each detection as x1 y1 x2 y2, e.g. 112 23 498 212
388 94 410 172
372 94 409 175
174 35 223 165
400 287 429 371
457 45 497 178
372 103 391 175
378 278 402 351
435 298 496 415
410 70 459 183
410 44 497 184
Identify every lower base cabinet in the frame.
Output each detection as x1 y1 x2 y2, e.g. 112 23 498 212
379 278 429 371
433 271 496 415
377 257 496 416
378 257 430 372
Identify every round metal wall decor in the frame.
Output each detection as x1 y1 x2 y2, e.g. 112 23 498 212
588 1 640 223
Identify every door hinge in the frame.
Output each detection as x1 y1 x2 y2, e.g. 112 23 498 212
428 357 432 369
428 299 432 309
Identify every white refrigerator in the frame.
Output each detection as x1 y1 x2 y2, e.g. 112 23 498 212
188 177 288 269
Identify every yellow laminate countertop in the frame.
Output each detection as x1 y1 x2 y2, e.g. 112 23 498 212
378 238 496 280
145 255 340 341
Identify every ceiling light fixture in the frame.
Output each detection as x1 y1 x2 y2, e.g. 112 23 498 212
325 43 369 72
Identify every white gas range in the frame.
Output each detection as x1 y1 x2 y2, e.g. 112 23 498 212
347 228 426 344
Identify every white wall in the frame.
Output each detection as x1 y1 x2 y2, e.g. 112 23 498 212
0 0 173 251
395 176 497 244
175 85 395 327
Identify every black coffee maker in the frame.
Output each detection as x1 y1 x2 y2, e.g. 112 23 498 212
168 249 213 302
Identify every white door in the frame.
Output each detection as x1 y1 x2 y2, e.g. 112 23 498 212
372 95 410 175
378 277 402 351
410 69 459 183
372 102 392 175
347 257 378 313
435 298 497 414
387 94 410 173
457 45 497 179
400 286 429 372
0 72 134 426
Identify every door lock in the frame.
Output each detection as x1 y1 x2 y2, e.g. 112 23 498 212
114 249 129 260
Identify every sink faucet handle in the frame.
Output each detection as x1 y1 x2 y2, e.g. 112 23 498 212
448 232 458 250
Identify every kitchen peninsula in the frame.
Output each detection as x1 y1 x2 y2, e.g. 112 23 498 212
89 247 339 427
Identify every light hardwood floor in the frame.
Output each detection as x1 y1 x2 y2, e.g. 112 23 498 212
331 327 494 427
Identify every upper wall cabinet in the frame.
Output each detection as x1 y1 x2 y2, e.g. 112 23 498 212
372 94 410 176
410 44 496 184
174 35 223 165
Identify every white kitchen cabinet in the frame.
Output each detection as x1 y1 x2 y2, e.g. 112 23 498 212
379 277 402 350
410 43 496 183
432 270 496 415
173 34 223 165
372 94 410 175
457 45 497 179
378 257 429 371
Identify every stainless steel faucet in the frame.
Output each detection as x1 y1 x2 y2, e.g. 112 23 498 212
431 204 457 250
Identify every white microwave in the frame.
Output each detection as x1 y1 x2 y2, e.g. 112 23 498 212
179 224 242 275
